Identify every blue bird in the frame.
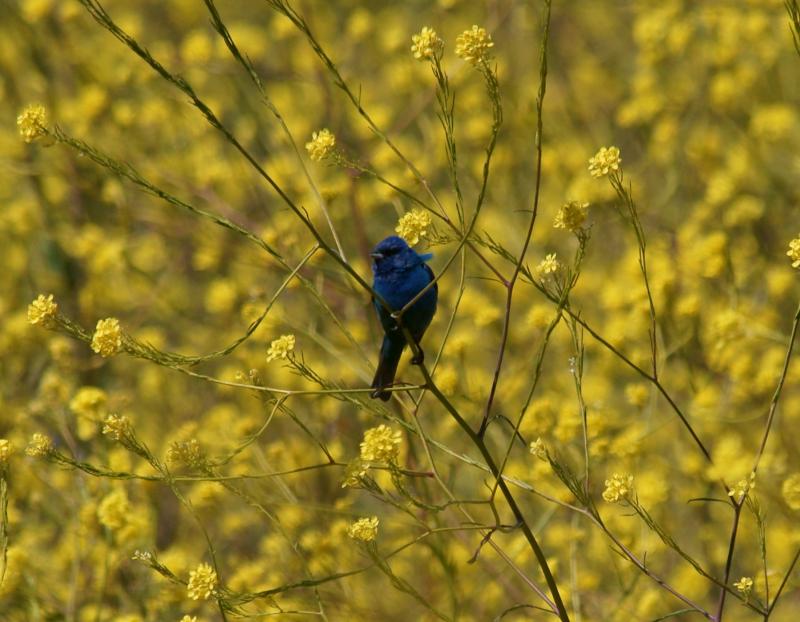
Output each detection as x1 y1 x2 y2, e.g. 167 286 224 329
370 236 438 401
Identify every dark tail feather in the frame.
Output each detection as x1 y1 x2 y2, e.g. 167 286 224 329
371 336 405 401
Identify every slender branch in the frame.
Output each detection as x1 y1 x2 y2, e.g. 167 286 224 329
768 546 800 615
722 299 800 618
488 240 586 504
265 0 450 217
203 0 347 261
751 300 800 473
478 0 551 437
715 502 744 620
594 515 713 620
609 173 659 379
410 350 570 620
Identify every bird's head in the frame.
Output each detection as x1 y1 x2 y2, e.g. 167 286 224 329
370 235 431 275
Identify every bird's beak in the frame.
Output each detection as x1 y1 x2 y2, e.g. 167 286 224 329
370 252 383 259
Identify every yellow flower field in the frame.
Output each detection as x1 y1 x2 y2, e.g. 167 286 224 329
3 1 800 620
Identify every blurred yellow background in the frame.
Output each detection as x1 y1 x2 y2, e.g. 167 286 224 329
3 0 800 620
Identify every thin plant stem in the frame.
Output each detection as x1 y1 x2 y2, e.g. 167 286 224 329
203 0 347 261
478 0 551 438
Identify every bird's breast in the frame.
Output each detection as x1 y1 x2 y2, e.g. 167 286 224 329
374 265 434 311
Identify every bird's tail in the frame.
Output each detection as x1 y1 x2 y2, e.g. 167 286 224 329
371 336 405 401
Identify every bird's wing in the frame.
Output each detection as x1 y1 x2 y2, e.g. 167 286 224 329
423 263 438 297
373 291 400 333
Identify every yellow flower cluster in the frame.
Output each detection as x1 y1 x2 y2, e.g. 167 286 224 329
347 516 379 542
102 414 132 441
27 294 58 327
553 201 589 232
69 386 108 440
535 253 560 278
359 424 402 464
70 386 107 418
266 334 296 362
17 104 47 143
341 458 368 488
411 27 443 61
733 576 753 596
588 146 622 178
728 471 756 502
166 439 205 468
787 235 800 268
602 473 634 503
529 438 547 461
395 209 432 246
305 129 336 162
187 562 217 600
782 473 800 510
25 433 53 458
91 318 123 357
0 439 12 465
97 488 131 531
455 25 494 66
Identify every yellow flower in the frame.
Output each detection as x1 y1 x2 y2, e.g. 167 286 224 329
0 439 13 466
27 294 58 327
782 473 800 510
97 488 131 531
787 235 800 268
17 104 47 143
91 318 123 357
266 334 296 362
733 576 753 596
70 386 109 440
305 129 336 162
588 146 622 178
727 472 755 503
25 433 53 458
341 458 368 488
102 414 132 441
187 562 218 600
529 438 547 461
602 473 634 503
179 617 198 622
70 386 107 419
554 201 589 232
411 26 443 61
455 25 494 66
347 516 379 542
395 209 432 246
751 104 796 142
535 253 561 278
166 439 206 468
359 424 402 464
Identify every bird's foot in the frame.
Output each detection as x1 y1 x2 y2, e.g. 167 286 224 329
411 350 424 365
371 388 391 401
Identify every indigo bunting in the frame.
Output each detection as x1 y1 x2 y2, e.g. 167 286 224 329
370 236 438 400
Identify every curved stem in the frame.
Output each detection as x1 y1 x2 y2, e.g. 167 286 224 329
479 0 551 438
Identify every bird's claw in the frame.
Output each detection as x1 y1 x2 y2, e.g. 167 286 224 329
411 350 424 365
371 388 391 401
